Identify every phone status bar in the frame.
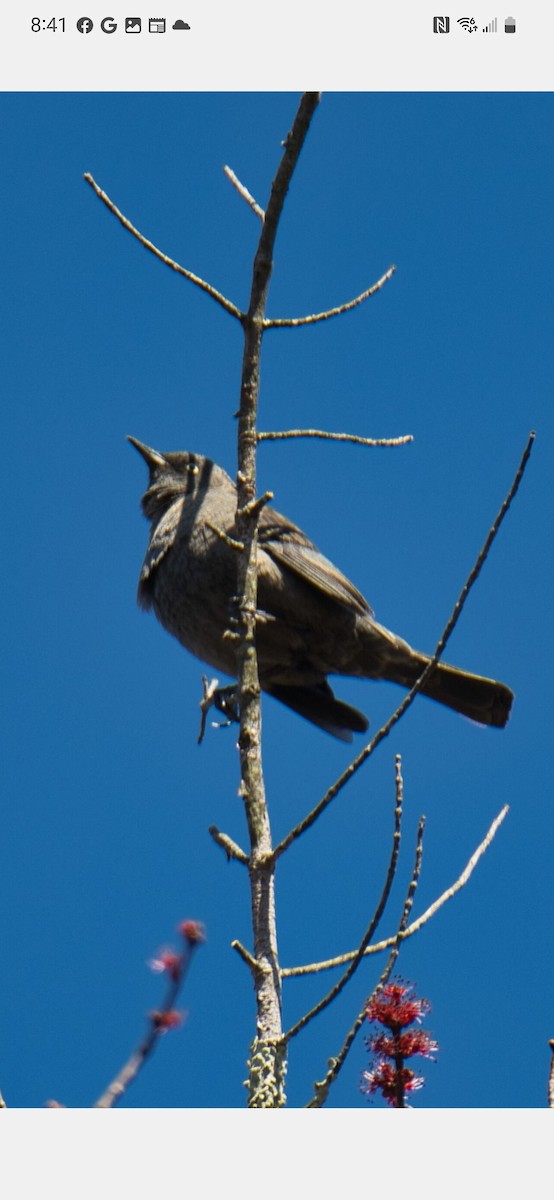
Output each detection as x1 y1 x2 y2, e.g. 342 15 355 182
31 17 191 33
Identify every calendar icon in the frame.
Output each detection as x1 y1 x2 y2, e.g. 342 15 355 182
149 17 166 32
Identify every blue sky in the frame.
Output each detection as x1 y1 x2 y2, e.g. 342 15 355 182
1 92 552 1109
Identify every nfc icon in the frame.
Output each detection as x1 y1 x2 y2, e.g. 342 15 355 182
433 16 450 31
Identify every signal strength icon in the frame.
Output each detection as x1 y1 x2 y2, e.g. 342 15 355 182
483 16 498 31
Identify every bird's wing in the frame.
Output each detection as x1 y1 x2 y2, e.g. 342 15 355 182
137 499 182 609
258 513 373 618
266 680 369 741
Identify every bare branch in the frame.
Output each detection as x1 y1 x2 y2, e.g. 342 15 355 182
274 431 535 860
282 755 405 1044
258 429 413 448
223 165 265 221
234 91 322 1108
83 172 243 321
264 265 396 328
306 817 426 1107
283 804 509 977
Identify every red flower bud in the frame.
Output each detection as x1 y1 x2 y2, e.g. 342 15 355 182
150 1009 184 1031
178 920 206 945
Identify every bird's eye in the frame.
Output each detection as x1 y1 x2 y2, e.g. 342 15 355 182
187 461 199 475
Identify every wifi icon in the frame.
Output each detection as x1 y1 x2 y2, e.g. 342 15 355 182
457 16 479 30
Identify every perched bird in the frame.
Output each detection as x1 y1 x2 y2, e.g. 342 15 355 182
129 437 514 741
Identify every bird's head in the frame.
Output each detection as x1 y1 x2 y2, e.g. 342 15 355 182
128 436 227 522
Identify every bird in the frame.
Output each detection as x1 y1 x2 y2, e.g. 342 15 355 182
128 436 514 741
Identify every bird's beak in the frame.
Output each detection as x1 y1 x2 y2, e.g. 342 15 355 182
127 436 168 470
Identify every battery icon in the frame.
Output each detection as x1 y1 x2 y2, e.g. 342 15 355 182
505 15 516 32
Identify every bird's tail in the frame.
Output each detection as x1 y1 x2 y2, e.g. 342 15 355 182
382 647 514 728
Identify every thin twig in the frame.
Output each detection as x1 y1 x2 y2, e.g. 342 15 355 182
223 165 265 221
264 265 396 328
198 675 220 744
283 804 509 976
238 491 274 519
93 926 203 1108
208 825 249 864
232 941 262 972
306 818 425 1107
274 431 535 860
258 430 413 447
205 521 245 552
283 755 405 1043
83 173 243 321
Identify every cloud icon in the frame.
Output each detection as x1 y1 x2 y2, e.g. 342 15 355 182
172 19 190 29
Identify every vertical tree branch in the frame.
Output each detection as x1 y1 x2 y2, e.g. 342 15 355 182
235 92 321 1107
548 1041 554 1109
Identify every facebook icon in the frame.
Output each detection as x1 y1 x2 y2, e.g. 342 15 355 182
76 17 94 32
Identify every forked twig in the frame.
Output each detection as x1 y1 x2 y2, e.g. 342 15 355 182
283 804 509 976
83 171 393 332
239 490 274 519
274 431 535 860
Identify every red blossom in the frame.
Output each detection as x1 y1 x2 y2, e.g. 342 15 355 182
150 1009 184 1031
179 919 206 945
148 949 182 981
361 1062 424 1106
368 1029 438 1060
366 982 429 1031
361 979 437 1108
